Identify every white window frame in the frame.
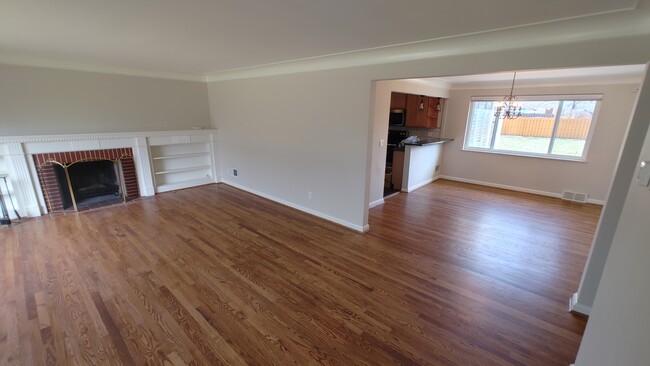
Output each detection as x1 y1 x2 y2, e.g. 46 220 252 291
462 94 603 162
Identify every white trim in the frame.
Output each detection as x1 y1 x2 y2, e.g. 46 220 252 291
569 292 592 316
0 129 217 144
470 94 604 101
439 175 605 205
449 77 643 90
402 177 437 193
0 54 206 82
369 198 385 208
463 97 601 162
221 180 367 233
461 147 589 163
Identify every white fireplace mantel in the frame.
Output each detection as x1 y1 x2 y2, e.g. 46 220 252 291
0 129 219 218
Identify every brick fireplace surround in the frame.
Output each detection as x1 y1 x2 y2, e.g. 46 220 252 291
33 148 140 213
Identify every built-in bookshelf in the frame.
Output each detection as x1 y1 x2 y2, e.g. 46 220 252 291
149 140 215 193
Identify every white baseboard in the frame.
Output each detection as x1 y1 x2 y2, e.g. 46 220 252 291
403 177 435 193
369 198 384 208
438 176 605 205
221 180 367 233
569 292 592 316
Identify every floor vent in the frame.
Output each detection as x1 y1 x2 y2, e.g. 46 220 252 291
562 190 589 203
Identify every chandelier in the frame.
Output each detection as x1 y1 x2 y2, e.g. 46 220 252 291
495 72 522 119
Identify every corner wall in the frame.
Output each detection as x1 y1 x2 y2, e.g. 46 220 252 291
573 68 650 366
439 84 639 202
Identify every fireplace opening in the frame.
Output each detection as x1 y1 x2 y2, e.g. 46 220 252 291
53 160 124 211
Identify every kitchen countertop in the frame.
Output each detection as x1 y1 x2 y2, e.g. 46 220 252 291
396 138 454 150
404 137 454 146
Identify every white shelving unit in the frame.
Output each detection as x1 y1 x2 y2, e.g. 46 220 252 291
149 139 216 193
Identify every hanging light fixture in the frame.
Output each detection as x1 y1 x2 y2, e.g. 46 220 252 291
495 72 522 119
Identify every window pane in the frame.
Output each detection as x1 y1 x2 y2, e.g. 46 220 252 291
493 101 558 154
466 101 498 149
551 100 597 157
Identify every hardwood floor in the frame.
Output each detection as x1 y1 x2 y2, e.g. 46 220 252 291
0 179 601 365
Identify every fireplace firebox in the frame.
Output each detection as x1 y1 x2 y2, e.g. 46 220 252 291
33 148 140 213
53 160 122 210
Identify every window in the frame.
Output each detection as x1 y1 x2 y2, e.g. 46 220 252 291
463 95 602 161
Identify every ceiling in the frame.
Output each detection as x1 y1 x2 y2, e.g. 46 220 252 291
0 0 639 76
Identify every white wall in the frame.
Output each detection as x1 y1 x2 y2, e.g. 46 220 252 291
368 79 450 207
573 70 650 366
0 64 211 136
439 84 639 202
208 69 373 231
403 144 443 192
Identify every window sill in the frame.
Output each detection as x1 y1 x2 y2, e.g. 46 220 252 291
462 147 588 163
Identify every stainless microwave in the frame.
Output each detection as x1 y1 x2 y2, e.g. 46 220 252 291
389 109 406 126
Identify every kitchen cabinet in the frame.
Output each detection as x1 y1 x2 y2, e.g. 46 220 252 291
390 92 407 110
391 150 405 190
406 94 440 129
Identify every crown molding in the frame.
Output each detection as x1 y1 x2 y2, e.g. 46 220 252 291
0 54 207 82
0 129 217 144
447 74 645 90
206 6 650 82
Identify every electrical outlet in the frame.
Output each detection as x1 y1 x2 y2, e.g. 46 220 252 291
233 169 238 177
308 191 312 199
435 165 440 172
379 139 385 147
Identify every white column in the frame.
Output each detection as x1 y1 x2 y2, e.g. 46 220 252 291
131 137 156 196
2 143 42 217
209 132 221 183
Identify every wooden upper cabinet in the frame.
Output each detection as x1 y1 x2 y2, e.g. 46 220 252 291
426 97 440 129
390 92 407 110
405 94 427 128
406 94 440 128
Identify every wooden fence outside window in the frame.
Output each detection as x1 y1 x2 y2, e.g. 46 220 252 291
500 117 591 139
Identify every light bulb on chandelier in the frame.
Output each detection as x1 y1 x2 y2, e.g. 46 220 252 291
495 72 522 119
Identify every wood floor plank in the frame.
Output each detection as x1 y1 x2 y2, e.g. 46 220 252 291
0 179 599 365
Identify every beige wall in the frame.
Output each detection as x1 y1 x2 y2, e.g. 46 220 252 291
0 64 211 136
439 84 639 202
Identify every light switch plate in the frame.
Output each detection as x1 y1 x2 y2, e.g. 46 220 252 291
638 160 650 187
